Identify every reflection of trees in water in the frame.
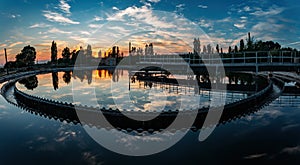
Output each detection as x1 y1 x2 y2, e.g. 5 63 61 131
52 72 59 90
112 69 121 82
97 69 121 82
19 76 38 90
227 73 254 85
200 74 210 83
63 71 72 84
72 70 93 84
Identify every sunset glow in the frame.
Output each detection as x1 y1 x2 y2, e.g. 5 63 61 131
1 0 300 65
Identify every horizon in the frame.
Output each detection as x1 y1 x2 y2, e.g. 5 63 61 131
1 0 300 65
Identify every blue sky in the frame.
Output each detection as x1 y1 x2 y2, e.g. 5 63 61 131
0 0 300 63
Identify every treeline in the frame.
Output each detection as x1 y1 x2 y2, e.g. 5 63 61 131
193 32 298 56
4 41 97 69
49 41 93 66
223 32 297 53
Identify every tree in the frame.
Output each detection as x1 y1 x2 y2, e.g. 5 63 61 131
62 47 71 62
52 72 59 90
70 50 78 64
254 40 282 51
86 44 92 57
203 45 207 53
112 46 118 58
193 38 201 55
228 46 232 53
221 48 223 54
63 71 71 84
240 39 245 52
234 45 238 53
216 44 220 53
246 32 254 50
51 41 57 63
15 45 36 66
207 44 212 54
19 76 38 90
149 43 154 56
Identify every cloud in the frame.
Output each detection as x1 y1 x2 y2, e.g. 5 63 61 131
48 27 72 34
43 10 80 25
147 0 160 3
88 24 104 29
69 36 93 43
93 16 104 21
107 26 131 34
199 19 213 29
0 44 7 47
243 153 267 159
251 21 284 33
80 31 91 36
112 6 119 11
10 14 21 19
106 5 176 28
286 41 300 46
29 23 51 28
281 146 300 154
243 6 251 12
234 23 246 29
34 43 51 47
59 0 71 14
250 5 285 16
176 3 185 11
198 5 208 9
216 17 232 23
176 4 185 8
8 41 24 48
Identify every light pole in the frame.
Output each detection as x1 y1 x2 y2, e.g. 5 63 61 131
4 48 8 75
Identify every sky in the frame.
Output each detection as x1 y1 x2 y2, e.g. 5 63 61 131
0 0 300 64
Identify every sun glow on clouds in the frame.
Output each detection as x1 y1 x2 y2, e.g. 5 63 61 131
88 4 211 55
8 42 24 48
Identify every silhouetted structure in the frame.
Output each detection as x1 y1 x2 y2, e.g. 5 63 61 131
246 32 254 50
207 44 212 54
15 45 36 67
228 46 232 53
19 76 38 90
193 38 201 55
52 72 59 90
240 39 245 52
145 43 154 56
203 45 207 53
216 44 220 53
62 47 71 63
63 71 71 84
51 41 57 63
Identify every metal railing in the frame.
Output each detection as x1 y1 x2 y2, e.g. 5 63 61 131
138 51 300 66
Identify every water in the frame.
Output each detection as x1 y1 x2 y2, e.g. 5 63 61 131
16 70 249 111
1 70 300 164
